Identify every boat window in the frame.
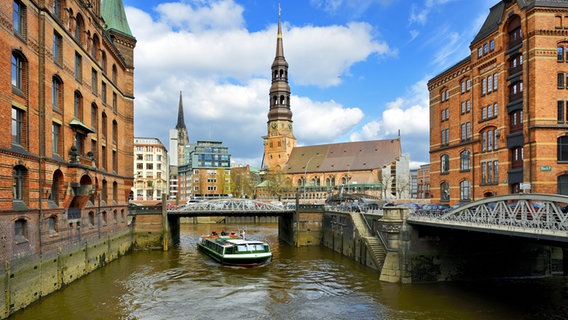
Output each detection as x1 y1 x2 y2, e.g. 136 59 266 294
254 244 264 251
237 245 247 252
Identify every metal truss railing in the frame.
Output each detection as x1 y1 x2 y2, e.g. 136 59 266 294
409 194 568 232
170 198 289 213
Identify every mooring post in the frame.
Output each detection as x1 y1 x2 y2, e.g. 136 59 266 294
162 194 170 251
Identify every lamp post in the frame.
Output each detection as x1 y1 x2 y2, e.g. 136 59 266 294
303 154 322 202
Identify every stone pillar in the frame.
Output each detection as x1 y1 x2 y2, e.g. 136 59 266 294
378 206 410 283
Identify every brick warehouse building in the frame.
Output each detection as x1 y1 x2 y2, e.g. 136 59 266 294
428 0 568 205
0 0 135 261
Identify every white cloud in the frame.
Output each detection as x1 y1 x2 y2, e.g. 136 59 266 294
287 23 391 87
125 0 390 166
349 79 430 163
292 96 365 143
155 0 244 32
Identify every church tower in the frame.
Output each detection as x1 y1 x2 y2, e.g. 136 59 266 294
262 9 296 172
169 91 189 167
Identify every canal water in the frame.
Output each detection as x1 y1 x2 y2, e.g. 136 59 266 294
10 223 568 320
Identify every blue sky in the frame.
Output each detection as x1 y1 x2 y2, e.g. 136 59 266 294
122 0 496 169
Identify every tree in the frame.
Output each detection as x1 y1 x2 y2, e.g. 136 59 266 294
230 167 258 198
263 169 293 200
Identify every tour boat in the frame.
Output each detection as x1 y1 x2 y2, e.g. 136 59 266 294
197 231 272 267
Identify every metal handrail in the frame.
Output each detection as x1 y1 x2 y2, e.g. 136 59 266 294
360 212 389 251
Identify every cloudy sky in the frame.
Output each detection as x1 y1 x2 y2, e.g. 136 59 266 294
122 0 497 169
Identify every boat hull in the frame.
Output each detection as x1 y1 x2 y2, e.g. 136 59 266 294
197 239 272 267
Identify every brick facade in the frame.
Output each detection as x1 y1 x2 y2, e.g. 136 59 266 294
0 1 135 262
429 0 568 205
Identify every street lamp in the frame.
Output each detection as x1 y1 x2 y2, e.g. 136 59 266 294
303 154 322 202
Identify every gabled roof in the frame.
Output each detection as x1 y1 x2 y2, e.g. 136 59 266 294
284 139 401 174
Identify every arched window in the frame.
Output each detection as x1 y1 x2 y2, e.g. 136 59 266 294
460 150 470 171
440 182 449 202
92 34 100 60
297 179 303 186
460 180 470 201
75 14 84 43
112 120 118 143
558 174 568 195
74 91 83 120
13 165 27 202
12 107 25 146
102 179 108 202
101 112 107 139
12 51 26 93
13 0 26 38
113 181 118 202
507 15 522 48
558 136 568 161
481 128 499 152
52 75 63 110
440 154 449 173
52 0 63 20
101 51 107 74
50 170 63 205
91 103 98 129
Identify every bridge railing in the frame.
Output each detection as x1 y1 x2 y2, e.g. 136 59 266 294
409 194 568 232
168 198 291 213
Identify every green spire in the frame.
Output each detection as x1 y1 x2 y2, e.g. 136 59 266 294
102 0 133 37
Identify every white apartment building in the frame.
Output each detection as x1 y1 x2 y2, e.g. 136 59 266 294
133 138 169 201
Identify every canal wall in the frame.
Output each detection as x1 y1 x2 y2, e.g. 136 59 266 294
321 210 384 271
0 229 132 319
279 204 324 247
321 207 564 283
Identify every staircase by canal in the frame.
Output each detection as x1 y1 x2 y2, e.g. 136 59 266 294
350 212 387 272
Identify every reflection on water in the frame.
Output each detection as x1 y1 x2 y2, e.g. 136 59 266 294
10 223 568 320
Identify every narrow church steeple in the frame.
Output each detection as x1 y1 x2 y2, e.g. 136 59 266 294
174 91 189 167
262 7 296 172
176 91 187 131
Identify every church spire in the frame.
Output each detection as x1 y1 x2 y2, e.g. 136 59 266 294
262 6 296 172
268 6 292 123
176 91 187 131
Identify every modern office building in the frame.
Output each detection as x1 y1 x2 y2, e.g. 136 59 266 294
178 140 232 201
428 0 568 204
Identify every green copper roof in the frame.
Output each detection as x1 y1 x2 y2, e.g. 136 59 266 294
102 0 133 37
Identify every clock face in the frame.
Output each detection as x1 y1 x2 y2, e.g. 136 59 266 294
271 123 277 129
288 124 292 129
